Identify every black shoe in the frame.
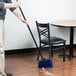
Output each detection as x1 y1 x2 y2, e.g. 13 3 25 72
6 73 12 76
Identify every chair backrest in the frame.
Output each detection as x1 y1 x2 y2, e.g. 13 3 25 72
36 21 50 46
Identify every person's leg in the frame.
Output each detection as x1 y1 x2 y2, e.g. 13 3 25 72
0 20 6 76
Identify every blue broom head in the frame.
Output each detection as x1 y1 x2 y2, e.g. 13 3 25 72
38 59 53 68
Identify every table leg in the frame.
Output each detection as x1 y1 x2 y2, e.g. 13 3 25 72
69 27 74 58
69 27 76 58
58 27 74 59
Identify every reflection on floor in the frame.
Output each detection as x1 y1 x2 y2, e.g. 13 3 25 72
5 49 76 76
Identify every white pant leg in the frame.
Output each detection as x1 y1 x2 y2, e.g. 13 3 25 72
0 20 5 75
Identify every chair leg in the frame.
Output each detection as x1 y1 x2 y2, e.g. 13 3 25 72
37 47 44 60
51 50 53 57
50 45 53 57
37 50 41 60
48 47 51 59
48 46 53 59
63 42 66 62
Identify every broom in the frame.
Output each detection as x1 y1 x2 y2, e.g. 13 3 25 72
17 0 53 68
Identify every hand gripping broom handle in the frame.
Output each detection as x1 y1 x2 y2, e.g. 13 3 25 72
16 1 44 60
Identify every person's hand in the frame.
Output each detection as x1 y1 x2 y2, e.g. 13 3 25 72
13 1 21 8
21 20 28 25
20 17 28 25
3 1 21 9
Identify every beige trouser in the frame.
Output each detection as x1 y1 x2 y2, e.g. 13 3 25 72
0 20 6 76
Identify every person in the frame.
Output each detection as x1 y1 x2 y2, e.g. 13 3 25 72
0 0 28 76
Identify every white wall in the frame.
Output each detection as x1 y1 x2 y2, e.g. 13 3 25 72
5 0 76 50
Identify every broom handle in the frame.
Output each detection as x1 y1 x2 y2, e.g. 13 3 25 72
19 7 38 48
16 1 44 60
19 7 44 60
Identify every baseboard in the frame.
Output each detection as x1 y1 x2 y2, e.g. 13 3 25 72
5 44 76 55
5 48 37 54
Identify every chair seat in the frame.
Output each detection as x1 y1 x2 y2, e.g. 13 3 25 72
41 36 66 45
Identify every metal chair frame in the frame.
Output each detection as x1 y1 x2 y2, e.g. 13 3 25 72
36 21 66 62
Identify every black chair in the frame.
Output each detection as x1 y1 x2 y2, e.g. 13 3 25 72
36 21 66 62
